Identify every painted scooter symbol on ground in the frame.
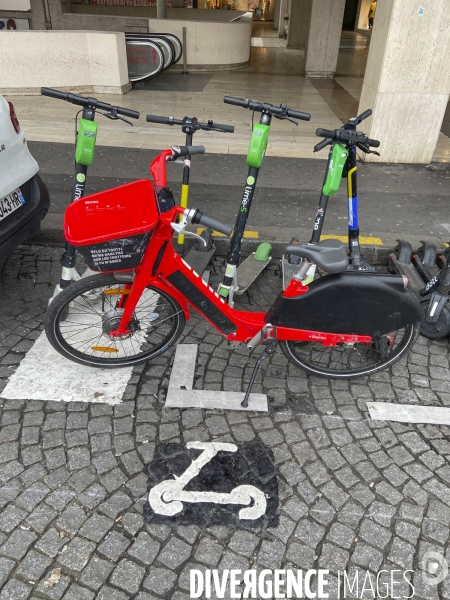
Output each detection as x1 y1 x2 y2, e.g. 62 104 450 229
148 441 267 520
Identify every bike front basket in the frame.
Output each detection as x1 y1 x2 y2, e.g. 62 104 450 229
64 179 159 272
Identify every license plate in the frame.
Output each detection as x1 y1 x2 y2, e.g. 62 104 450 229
0 188 26 222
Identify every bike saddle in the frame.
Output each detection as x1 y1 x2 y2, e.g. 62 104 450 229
285 239 349 273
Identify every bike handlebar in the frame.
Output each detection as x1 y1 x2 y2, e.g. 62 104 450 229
41 87 140 119
146 114 234 133
314 137 333 153
146 114 173 125
355 109 372 123
223 96 249 109
316 128 337 139
176 145 205 157
223 96 311 122
191 210 233 236
314 127 380 152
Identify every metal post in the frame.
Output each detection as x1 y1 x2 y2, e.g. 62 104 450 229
157 0 167 19
182 26 187 74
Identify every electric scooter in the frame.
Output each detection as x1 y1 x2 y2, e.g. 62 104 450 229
388 239 433 292
388 233 450 338
412 242 441 284
417 261 450 338
40 87 140 305
389 240 441 293
145 113 234 278
282 110 380 287
218 96 310 305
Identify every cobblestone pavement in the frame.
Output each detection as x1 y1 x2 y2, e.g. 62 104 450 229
1 245 450 599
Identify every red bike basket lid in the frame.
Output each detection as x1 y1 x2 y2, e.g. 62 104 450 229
64 179 159 246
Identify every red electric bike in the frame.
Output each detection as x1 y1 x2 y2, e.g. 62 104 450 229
45 103 422 408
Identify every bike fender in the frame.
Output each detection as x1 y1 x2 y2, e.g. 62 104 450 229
266 272 421 336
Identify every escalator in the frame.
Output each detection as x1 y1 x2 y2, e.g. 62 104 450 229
125 33 182 83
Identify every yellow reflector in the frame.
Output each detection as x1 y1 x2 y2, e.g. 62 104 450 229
102 288 131 295
91 347 119 353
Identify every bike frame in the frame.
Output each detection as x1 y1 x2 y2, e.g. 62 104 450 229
106 204 371 347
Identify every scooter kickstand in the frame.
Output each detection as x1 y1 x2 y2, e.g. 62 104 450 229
241 341 276 408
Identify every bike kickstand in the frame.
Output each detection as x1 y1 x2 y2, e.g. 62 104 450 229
241 341 276 409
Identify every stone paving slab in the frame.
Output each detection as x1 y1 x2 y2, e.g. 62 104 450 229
0 246 450 599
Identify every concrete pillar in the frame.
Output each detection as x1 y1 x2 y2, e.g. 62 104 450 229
30 0 46 29
278 0 288 37
29 0 68 29
358 0 450 164
273 0 280 30
304 0 345 77
286 0 311 49
157 0 167 18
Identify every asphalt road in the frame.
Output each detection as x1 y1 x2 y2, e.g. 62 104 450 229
30 142 450 250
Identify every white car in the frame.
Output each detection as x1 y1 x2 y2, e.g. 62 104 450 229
0 95 49 263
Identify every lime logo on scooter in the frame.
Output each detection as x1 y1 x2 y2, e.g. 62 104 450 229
247 176 255 186
241 183 253 212
74 180 84 201
313 207 324 231
74 170 87 200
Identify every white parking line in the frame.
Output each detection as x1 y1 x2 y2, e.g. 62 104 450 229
168 343 197 391
1 286 162 404
367 401 450 425
1 332 132 405
166 344 268 412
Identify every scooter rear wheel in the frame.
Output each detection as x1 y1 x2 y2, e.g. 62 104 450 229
45 274 185 368
280 324 418 378
419 297 450 339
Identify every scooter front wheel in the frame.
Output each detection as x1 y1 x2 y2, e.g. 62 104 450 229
45 274 185 368
280 324 418 378
419 297 450 339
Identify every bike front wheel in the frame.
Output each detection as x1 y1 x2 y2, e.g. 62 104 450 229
280 324 418 378
45 274 185 368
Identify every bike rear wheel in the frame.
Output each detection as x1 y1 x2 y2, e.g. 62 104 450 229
45 274 185 368
280 324 418 378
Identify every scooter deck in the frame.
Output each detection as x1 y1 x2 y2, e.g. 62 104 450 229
234 253 271 295
184 245 216 277
389 254 426 292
